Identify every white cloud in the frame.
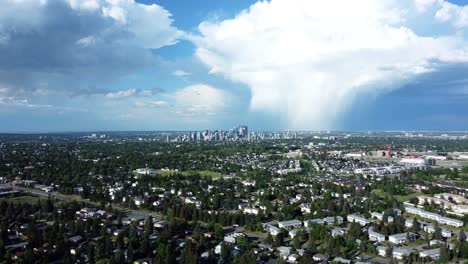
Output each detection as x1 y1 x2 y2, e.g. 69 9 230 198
68 0 100 11
91 0 183 49
0 96 52 109
193 0 468 129
414 0 441 13
173 84 232 116
105 88 162 99
173 70 191 77
105 89 136 99
435 1 468 27
135 100 169 108
76 35 97 47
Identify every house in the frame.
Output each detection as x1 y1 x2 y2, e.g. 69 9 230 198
389 232 416 245
377 246 387 257
134 258 152 264
323 216 343 225
68 235 84 244
243 207 260 215
430 240 455 249
347 214 371 226
154 220 168 229
439 216 464 227
224 233 245 244
300 203 312 214
371 212 384 221
420 248 440 260
278 219 302 229
393 247 411 260
304 218 324 227
312 254 329 262
134 168 157 175
263 223 281 236
405 219 415 228
404 204 464 227
134 197 145 206
331 227 348 238
424 225 452 238
288 254 300 262
368 229 386 242
277 246 291 259
333 257 351 264
214 243 222 254
289 229 300 238
23 180 38 187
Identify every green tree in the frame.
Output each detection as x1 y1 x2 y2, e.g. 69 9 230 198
439 244 450 263
306 232 316 251
411 217 420 232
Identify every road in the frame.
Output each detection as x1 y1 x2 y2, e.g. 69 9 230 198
0 183 157 221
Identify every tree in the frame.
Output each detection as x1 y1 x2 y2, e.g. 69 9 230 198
237 250 256 264
220 243 231 262
145 216 154 236
293 235 301 249
462 166 468 174
306 232 316 251
264 233 273 245
457 230 466 258
88 243 95 263
275 231 285 247
440 243 450 263
214 224 224 240
386 246 393 258
411 217 419 232
140 237 152 257
433 223 442 240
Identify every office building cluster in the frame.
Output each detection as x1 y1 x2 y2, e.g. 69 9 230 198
168 125 298 142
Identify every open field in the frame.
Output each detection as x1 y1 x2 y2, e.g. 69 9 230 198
0 195 48 204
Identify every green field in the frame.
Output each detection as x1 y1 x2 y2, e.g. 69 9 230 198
157 170 222 178
372 189 425 202
0 195 48 204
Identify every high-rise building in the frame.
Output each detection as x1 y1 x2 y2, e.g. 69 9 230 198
237 125 248 138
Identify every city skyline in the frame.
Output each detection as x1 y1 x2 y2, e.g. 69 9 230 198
1 0 468 132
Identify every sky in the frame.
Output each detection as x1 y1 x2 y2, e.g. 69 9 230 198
1 0 468 132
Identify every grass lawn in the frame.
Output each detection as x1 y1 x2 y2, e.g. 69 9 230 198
372 189 425 202
0 195 47 204
409 238 429 246
244 231 268 239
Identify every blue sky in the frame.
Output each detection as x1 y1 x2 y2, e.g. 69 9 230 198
0 0 468 132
